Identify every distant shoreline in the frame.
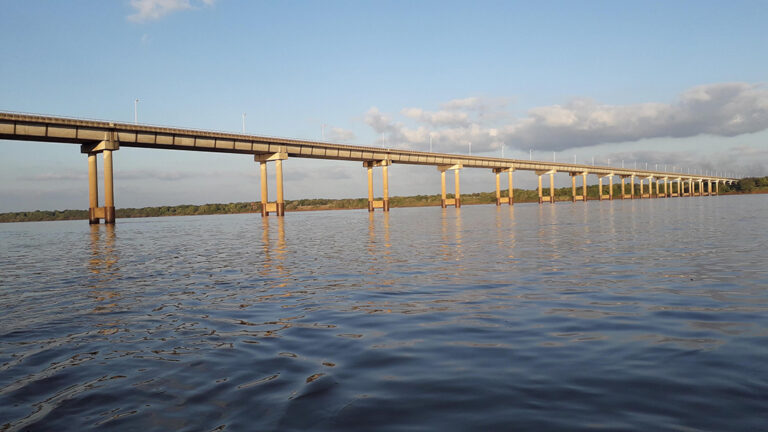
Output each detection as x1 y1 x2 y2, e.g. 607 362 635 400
2 180 766 223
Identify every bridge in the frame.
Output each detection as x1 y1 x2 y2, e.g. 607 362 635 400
0 112 737 223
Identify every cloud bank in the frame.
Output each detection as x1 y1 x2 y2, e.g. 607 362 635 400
364 83 768 153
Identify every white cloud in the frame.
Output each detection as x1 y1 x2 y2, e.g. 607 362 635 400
401 107 469 127
326 127 356 143
362 83 768 154
508 83 768 150
128 0 216 22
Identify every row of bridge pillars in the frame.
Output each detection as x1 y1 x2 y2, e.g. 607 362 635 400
534 172 721 203
84 146 727 223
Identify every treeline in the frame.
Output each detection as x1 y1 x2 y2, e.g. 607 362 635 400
2 176 766 223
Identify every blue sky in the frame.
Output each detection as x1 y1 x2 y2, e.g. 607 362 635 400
1 0 767 212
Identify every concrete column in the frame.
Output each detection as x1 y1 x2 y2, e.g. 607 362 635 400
260 161 269 216
599 177 603 200
441 170 447 208
621 177 626 199
664 178 668 197
508 170 514 206
88 153 99 224
609 176 613 200
571 174 577 202
655 178 659 198
549 172 555 203
382 165 389 211
630 175 635 199
495 171 501 206
275 159 285 216
582 173 587 202
103 150 115 224
538 175 543 204
716 180 719 195
640 178 644 197
367 165 374 212
455 169 461 208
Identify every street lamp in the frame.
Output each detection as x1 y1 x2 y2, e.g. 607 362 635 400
468 141 471 156
242 113 246 133
429 133 433 153
529 149 532 160
134 98 139 124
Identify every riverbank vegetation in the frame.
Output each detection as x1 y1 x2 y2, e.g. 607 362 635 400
2 176 766 223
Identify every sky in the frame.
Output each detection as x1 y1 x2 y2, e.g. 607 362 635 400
1 0 767 212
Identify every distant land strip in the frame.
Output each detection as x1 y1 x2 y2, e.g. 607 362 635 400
2 176 767 223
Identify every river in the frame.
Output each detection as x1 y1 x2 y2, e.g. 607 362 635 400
1 195 767 431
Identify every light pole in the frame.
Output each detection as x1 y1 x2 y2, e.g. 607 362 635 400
553 152 556 162
242 113 246 133
429 134 433 153
134 98 139 124
468 141 472 156
529 149 532 160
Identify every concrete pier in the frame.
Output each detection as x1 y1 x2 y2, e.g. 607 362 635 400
365 160 391 212
256 151 288 216
536 170 556 204
493 168 513 206
439 164 462 208
82 138 119 224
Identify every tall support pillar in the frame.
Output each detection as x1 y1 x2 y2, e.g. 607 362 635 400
598 177 603 201
630 175 635 199
275 159 285 216
256 150 288 217
364 159 391 212
640 177 644 198
549 172 555 203
438 164 461 208
441 170 447 208
621 177 626 199
492 167 514 206
538 174 543 204
716 180 719 195
582 172 587 202
82 137 119 225
663 178 668 197
571 174 577 202
103 150 115 223
536 170 556 204
455 169 461 208
495 171 501 206
382 165 389 211
88 153 99 224
609 175 613 200
367 164 374 212
260 161 269 216
655 178 659 198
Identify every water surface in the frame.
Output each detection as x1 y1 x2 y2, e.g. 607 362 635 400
1 196 767 430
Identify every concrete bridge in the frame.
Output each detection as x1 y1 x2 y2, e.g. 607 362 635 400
0 112 737 223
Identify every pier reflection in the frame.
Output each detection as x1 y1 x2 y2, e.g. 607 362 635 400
495 205 516 259
260 216 288 279
87 224 122 318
